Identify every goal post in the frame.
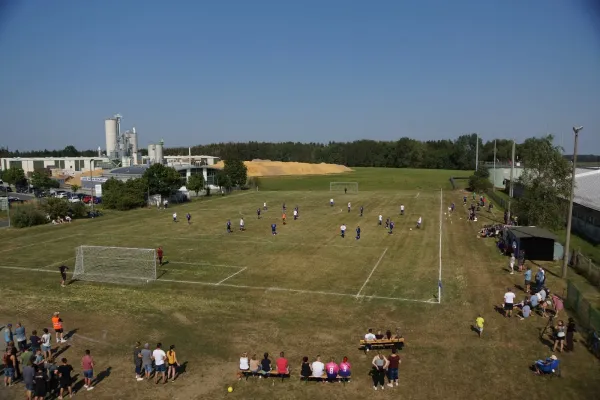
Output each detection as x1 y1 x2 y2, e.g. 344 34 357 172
73 245 157 285
329 182 358 192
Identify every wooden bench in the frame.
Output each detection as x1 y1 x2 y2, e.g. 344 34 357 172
241 370 290 381
301 375 351 383
359 338 405 351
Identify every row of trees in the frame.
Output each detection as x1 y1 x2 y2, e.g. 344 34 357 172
0 145 96 158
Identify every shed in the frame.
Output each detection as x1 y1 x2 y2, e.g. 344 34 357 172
505 226 557 261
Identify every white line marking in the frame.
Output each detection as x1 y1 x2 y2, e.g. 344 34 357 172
216 267 247 285
166 261 242 269
415 192 420 198
438 188 443 304
355 247 388 298
0 265 58 274
73 333 107 344
0 234 80 254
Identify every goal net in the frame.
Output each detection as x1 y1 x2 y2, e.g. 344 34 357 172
73 245 157 285
329 182 358 192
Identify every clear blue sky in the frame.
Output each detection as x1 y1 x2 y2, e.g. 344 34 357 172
1 0 599 152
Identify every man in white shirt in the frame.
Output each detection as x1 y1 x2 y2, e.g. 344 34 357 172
293 209 298 220
330 198 334 207
239 218 245 231
400 204 405 215
172 212 177 222
152 343 167 384
509 255 516 275
378 214 383 226
347 202 351 213
311 355 325 378
416 217 422 229
503 288 516 318
364 329 377 352
340 224 347 238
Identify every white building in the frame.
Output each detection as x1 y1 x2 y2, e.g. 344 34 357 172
161 155 220 166
1 157 110 176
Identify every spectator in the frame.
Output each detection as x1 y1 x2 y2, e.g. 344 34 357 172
371 351 388 391
311 355 325 381
29 331 41 354
552 294 564 318
375 330 384 340
81 349 94 391
385 330 392 340
41 329 52 360
15 322 27 352
133 342 144 381
3 346 16 386
533 355 559 375
364 329 376 352
520 301 531 320
239 352 250 378
45 357 58 396
249 354 260 376
509 255 515 274
534 268 545 293
524 265 532 294
566 318 576 352
152 343 167 384
300 356 311 380
3 323 13 347
23 358 35 400
339 356 351 382
33 349 44 367
387 348 401 387
325 357 339 383
56 357 74 399
504 288 516 318
167 345 179 382
553 320 566 353
260 352 271 378
33 365 47 400
20 346 33 370
276 352 289 375
141 343 153 380
393 328 403 339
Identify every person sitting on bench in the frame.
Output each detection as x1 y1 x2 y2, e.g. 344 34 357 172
325 357 339 382
249 354 260 376
239 352 249 378
260 353 271 378
311 355 325 382
339 357 351 382
533 355 559 375
300 356 311 380
385 330 392 340
276 352 289 375
364 329 376 351
375 330 384 340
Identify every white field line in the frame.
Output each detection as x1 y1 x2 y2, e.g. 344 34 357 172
0 264 438 304
438 188 443 304
0 233 81 254
44 258 75 269
216 267 247 285
355 247 388 298
415 192 420 198
167 261 242 269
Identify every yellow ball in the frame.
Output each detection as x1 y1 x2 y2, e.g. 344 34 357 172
228 387 233 393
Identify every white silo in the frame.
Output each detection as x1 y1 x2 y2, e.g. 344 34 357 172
148 144 156 163
130 127 138 154
105 118 118 157
97 146 102 157
155 139 164 164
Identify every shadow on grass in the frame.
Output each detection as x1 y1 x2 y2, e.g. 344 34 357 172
64 328 78 340
96 366 111 385
470 325 480 336
157 270 168 279
53 344 71 359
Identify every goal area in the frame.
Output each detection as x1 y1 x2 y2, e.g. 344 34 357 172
329 182 358 192
73 245 157 285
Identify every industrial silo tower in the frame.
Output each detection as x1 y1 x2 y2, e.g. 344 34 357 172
104 114 122 159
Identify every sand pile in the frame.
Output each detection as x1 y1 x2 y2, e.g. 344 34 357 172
213 160 352 177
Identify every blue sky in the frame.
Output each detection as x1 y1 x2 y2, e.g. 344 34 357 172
1 0 599 152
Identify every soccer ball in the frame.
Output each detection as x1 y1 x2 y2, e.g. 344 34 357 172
228 387 233 393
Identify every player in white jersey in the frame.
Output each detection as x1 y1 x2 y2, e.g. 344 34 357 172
416 216 422 229
378 214 383 225
240 218 245 231
400 204 405 216
172 212 177 222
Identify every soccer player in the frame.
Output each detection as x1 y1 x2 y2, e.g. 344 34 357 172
59 265 69 288
360 206 364 217
339 357 351 382
340 224 346 238
416 216 422 229
344 187 347 194
388 221 394 234
475 315 484 338
172 212 177 222
263 202 267 210
330 198 334 207
271 222 277 235
325 357 339 383
293 208 298 220
226 220 232 233
157 247 164 266
186 213 191 224
488 203 494 213
378 214 383 225
400 204 405 216
257 208 261 219
451 203 455 213
385 218 390 229
355 226 361 240
282 202 286 212
347 202 351 213
463 195 467 205
239 218 245 231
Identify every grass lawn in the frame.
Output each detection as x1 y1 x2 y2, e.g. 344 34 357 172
0 168 599 400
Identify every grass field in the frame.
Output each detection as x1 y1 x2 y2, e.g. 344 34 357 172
1 168 599 400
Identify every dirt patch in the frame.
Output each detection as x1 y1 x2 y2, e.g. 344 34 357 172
213 161 352 177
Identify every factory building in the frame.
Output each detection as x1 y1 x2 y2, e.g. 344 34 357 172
0 156 110 176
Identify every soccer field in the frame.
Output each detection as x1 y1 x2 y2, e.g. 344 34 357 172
1 171 598 400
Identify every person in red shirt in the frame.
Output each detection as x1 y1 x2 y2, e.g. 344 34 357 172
276 352 289 375
81 349 95 391
157 247 164 266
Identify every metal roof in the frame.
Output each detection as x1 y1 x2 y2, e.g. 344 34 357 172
109 165 149 175
508 226 557 240
574 169 600 212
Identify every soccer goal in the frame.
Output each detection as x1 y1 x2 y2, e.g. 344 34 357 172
329 182 359 192
73 245 157 285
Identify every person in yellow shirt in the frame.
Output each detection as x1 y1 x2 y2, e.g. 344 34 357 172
167 345 179 382
475 315 484 338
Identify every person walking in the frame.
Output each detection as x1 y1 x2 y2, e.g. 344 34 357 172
167 345 179 381
81 349 94 391
133 342 144 381
553 320 567 353
371 352 388 391
59 265 69 288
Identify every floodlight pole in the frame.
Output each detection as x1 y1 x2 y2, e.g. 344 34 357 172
562 126 583 279
475 133 479 171
90 159 95 214
507 139 515 221
493 139 496 192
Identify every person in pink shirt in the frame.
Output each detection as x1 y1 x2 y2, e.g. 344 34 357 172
325 357 339 382
339 356 351 382
276 351 289 375
81 349 95 391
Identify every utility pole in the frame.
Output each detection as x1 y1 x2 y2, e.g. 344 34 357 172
493 139 497 192
563 126 583 279
507 139 515 221
90 159 95 214
475 133 479 171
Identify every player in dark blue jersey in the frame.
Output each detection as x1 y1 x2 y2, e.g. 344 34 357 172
186 213 191 224
388 221 395 234
257 208 261 219
355 226 361 240
385 218 390 229
271 223 277 235
463 196 467 205
360 206 364 217
226 220 232 233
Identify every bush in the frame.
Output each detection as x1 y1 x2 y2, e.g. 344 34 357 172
41 197 70 220
11 203 47 228
69 202 88 218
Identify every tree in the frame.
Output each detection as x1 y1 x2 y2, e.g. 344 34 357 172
468 166 492 192
215 170 232 193
102 177 147 210
142 164 183 198
70 184 80 193
223 159 248 187
42 197 70 220
2 166 26 186
30 170 59 190
62 145 79 157
515 135 571 229
186 174 205 196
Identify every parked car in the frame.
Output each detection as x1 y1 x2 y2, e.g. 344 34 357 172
5 187 13 192
68 197 81 203
55 191 68 198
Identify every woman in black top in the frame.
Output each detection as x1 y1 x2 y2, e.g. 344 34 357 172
566 317 576 352
34 366 47 399
300 356 311 380
260 353 271 377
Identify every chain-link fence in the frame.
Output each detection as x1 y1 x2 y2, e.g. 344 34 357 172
566 280 600 332
570 250 600 287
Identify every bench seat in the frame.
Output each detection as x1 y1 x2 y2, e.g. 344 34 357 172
359 338 405 350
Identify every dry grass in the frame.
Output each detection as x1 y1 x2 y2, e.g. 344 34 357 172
213 160 352 176
0 173 599 399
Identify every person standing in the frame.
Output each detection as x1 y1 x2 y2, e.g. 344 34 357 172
475 315 484 338
133 342 144 381
240 218 245 231
152 343 167 384
509 255 515 275
29 330 41 354
257 208 261 219
330 198 334 207
293 208 298 220
157 247 164 266
340 224 346 238
347 202 351 213
282 212 286 225
3 323 13 347
23 359 35 400
371 352 388 391
504 288 516 318
56 357 74 399
167 345 179 382
33 366 47 400
15 322 26 352
389 221 395 234
186 213 191 224
553 320 567 353
416 217 422 229
141 343 153 380
20 346 33 372
360 206 364 217
378 214 383 226
81 349 94 391
355 225 361 240
58 265 69 288
3 347 16 387
400 204 405 216
41 329 52 360
387 348 401 387
172 212 177 222
566 318 576 352
51 313 66 344
226 219 232 233
524 265 532 294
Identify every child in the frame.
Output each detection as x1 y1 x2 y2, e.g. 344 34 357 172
416 217 422 229
360 206 364 217
347 202 351 213
475 315 484 338
263 202 267 210
400 204 405 215
257 208 261 219
330 198 334 207
282 212 286 225
385 218 390 229
388 221 394 234
509 255 515 275
239 218 245 231
172 212 177 222
293 208 298 220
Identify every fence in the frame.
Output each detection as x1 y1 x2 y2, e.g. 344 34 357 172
570 250 600 287
485 190 508 209
566 280 600 332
